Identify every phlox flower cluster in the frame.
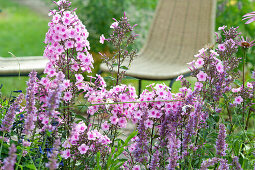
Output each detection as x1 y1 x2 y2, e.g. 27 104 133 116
61 122 111 159
44 0 93 75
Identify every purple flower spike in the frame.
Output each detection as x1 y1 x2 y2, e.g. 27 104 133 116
216 124 228 157
2 144 17 170
0 93 24 133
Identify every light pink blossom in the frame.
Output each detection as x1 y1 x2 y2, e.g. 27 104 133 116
78 144 89 154
196 71 207 81
234 96 243 104
61 149 71 159
100 34 105 44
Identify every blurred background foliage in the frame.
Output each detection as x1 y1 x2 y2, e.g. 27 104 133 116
0 0 255 96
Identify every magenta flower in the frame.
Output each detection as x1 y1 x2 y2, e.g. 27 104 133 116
144 119 153 129
196 71 207 81
247 82 253 88
218 44 226 51
101 121 110 131
132 165 141 170
194 82 203 91
176 75 183 81
218 25 227 30
78 144 89 154
234 96 243 104
195 58 204 67
61 149 71 159
110 21 118 28
87 131 96 140
216 63 224 73
63 91 72 102
243 11 255 24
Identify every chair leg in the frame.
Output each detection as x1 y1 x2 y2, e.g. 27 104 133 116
138 79 142 95
169 78 175 89
97 69 103 75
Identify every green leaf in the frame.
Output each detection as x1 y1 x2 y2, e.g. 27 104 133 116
112 63 118 67
124 130 137 146
75 114 87 122
95 152 101 170
120 66 129 70
25 164 36 170
234 79 242 86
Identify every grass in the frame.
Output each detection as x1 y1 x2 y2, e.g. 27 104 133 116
0 0 48 96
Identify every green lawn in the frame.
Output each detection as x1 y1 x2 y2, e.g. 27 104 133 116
0 0 48 96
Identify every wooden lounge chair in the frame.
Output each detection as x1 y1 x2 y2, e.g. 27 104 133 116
0 56 48 76
100 0 216 93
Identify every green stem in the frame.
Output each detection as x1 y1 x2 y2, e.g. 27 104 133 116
38 135 47 170
28 151 37 170
15 147 24 170
0 132 6 159
242 49 246 125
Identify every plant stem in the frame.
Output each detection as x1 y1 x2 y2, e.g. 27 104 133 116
242 49 246 125
116 44 121 86
0 132 6 159
15 147 24 170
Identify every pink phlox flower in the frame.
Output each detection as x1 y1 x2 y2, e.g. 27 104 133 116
133 111 142 120
144 119 153 129
47 68 56 77
110 116 119 125
218 25 227 30
198 48 207 54
100 34 105 44
234 96 243 104
218 44 226 51
128 143 137 153
63 11 72 18
231 87 241 93
216 63 224 73
176 75 183 81
78 144 89 154
247 82 253 88
76 122 87 133
87 131 96 140
52 14 61 23
110 21 118 28
194 82 203 91
196 71 207 82
61 149 71 159
63 91 72 101
210 50 219 56
243 11 255 24
62 17 71 25
101 121 110 131
63 79 71 89
62 140 71 148
42 117 49 125
118 117 127 128
195 58 204 67
148 108 157 118
65 40 74 49
132 165 141 170
71 133 79 141
77 52 86 61
75 74 84 82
